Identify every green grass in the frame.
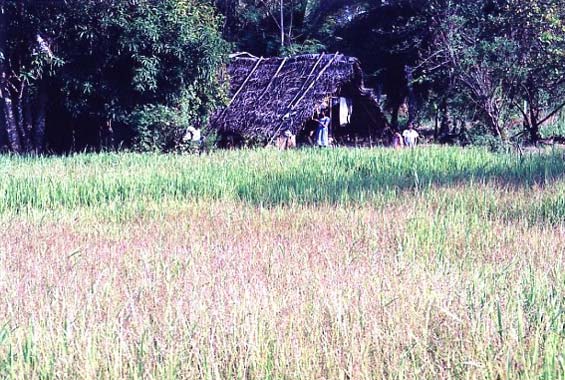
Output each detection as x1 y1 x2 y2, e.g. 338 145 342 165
1 146 565 209
0 146 564 379
2 146 565 225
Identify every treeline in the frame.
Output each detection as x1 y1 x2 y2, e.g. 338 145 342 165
0 0 564 154
0 0 228 154
218 0 565 145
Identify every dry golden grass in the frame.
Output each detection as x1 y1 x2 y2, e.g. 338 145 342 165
1 180 564 379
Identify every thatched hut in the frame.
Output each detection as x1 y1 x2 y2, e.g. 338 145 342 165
210 52 388 146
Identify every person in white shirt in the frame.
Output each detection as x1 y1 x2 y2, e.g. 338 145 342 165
184 126 201 142
402 124 419 148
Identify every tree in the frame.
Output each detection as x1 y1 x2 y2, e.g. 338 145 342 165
215 0 367 56
501 0 565 142
0 0 62 153
0 0 229 153
422 0 565 142
58 0 230 152
336 0 564 143
334 0 438 130
429 2 515 138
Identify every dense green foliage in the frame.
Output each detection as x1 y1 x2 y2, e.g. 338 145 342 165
217 0 564 144
422 0 565 142
0 0 563 153
0 0 228 153
332 0 565 143
215 0 364 56
60 0 229 152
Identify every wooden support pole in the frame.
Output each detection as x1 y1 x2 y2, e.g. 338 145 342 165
257 57 287 102
290 52 340 111
329 96 333 146
227 57 264 108
284 53 326 110
266 53 327 146
267 52 341 146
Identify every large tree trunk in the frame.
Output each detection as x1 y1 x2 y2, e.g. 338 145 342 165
433 102 440 140
16 88 24 138
523 96 565 144
0 86 22 153
528 123 540 144
390 102 400 131
488 106 503 140
22 87 34 150
0 4 22 153
527 104 541 143
439 97 451 137
33 84 48 153
0 111 6 149
16 85 33 152
405 65 417 125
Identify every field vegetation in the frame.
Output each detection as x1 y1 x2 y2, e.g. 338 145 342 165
0 147 564 379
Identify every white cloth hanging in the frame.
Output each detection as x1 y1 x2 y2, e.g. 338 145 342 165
183 126 201 142
339 97 353 126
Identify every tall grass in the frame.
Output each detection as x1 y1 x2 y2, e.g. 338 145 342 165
1 146 565 213
0 147 564 379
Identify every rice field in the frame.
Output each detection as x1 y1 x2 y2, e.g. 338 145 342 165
0 146 564 379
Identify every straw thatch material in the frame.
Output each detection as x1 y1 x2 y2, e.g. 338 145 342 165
210 53 386 140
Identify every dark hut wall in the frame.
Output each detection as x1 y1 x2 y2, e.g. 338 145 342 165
333 81 388 141
212 54 360 139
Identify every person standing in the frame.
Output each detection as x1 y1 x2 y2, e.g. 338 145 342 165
402 123 420 148
316 111 331 147
183 126 203 152
392 131 404 149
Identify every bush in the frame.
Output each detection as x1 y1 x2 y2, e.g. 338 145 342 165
60 0 230 152
466 123 510 152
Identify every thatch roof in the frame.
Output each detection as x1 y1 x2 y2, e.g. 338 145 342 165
210 53 386 140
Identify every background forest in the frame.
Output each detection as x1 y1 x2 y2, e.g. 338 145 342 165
0 0 564 153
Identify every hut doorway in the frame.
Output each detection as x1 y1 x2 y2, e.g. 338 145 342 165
296 93 383 147
330 96 354 145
